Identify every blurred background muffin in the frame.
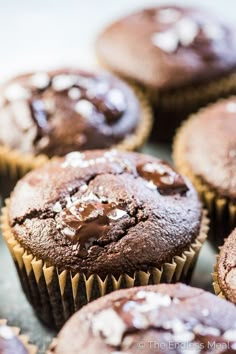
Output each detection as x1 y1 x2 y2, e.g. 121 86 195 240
173 97 236 248
213 227 236 303
48 283 236 354
96 5 236 142
0 68 151 198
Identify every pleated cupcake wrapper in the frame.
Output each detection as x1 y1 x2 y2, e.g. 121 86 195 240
212 261 226 300
100 59 236 111
0 86 152 194
0 319 37 354
173 109 236 247
1 202 208 329
146 72 236 110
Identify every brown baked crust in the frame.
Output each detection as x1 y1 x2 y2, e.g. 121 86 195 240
8 150 202 277
217 228 236 304
0 68 140 157
51 283 236 354
96 6 236 90
174 97 236 202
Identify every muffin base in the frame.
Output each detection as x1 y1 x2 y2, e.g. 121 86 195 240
145 71 236 142
0 319 37 354
0 86 152 199
0 145 48 199
1 202 208 329
173 113 236 249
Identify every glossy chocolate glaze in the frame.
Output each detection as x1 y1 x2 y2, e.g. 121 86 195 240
137 161 188 195
52 284 236 354
60 199 127 247
0 69 140 156
9 150 201 276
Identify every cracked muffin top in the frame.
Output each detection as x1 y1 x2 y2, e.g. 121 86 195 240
96 5 236 90
0 68 140 157
49 283 236 354
8 150 202 277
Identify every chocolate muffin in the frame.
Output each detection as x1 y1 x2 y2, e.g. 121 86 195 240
0 319 37 354
0 68 152 198
96 5 236 141
2 150 207 328
214 228 236 303
48 283 236 354
173 97 236 248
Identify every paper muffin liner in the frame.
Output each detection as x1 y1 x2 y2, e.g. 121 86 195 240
143 72 236 142
173 112 236 248
99 57 236 141
1 202 208 329
0 86 152 199
146 72 236 111
212 261 226 299
0 146 48 200
101 62 236 111
0 319 37 354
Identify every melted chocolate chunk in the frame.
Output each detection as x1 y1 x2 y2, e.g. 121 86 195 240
59 199 127 247
0 70 137 156
137 162 188 195
91 290 236 350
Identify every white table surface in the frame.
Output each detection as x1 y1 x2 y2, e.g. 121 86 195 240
0 0 235 79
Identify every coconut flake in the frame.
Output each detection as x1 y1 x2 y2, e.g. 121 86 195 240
31 72 50 89
226 102 236 113
74 99 94 117
160 175 175 185
92 309 127 346
107 208 127 220
176 18 199 46
203 23 224 41
52 74 77 91
68 87 81 100
53 201 62 213
223 329 236 341
106 88 126 111
5 83 31 101
152 30 178 53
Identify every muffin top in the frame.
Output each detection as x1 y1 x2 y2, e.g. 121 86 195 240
0 322 28 354
49 283 236 354
8 150 201 277
174 98 236 201
0 68 140 157
217 228 236 304
96 5 236 90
